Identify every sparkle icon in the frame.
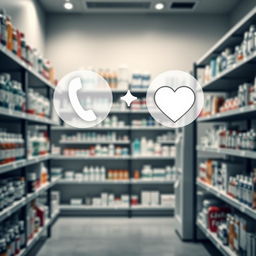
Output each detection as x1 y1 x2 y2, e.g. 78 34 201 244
120 90 137 107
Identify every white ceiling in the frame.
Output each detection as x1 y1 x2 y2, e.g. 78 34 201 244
39 0 240 14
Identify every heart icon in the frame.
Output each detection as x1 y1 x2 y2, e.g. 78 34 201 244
154 86 195 123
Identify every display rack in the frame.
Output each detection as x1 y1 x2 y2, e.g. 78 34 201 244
194 7 256 255
197 219 236 256
52 89 176 217
0 44 59 255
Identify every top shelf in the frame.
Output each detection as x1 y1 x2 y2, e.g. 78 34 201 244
0 45 55 90
196 7 256 66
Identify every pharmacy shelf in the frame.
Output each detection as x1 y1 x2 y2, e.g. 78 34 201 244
131 156 175 160
18 210 59 256
0 45 55 90
159 141 176 144
57 179 130 185
52 126 172 131
131 89 147 93
197 179 256 220
60 205 173 211
109 110 149 114
0 107 58 125
130 179 174 184
60 205 129 211
201 52 256 92
0 197 27 223
197 219 236 256
57 179 174 185
52 155 131 160
26 177 60 202
0 154 51 175
112 89 147 94
196 7 256 66
131 205 174 210
110 110 131 113
130 110 149 114
130 126 170 130
51 126 130 131
196 145 256 159
59 140 130 145
52 155 174 161
0 178 60 223
197 105 256 122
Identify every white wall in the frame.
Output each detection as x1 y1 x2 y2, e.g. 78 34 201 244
45 14 229 79
0 0 45 54
230 0 256 26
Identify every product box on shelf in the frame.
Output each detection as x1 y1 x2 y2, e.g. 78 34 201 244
70 198 82 206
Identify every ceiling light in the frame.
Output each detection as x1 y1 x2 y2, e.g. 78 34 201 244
64 0 73 10
155 2 164 10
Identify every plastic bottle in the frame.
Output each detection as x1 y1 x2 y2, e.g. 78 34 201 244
0 238 7 256
12 29 17 54
6 16 13 51
132 138 140 156
0 9 7 46
248 25 255 54
141 137 147 156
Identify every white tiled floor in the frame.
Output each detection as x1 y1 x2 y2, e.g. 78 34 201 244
38 218 211 256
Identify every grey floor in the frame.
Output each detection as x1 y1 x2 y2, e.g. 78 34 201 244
37 218 211 256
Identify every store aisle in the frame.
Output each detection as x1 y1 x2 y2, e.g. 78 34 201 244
38 218 210 256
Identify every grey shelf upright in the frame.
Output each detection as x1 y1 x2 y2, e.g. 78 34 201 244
0 44 59 255
194 6 256 255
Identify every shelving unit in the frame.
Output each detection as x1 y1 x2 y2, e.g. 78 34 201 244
197 179 256 219
52 89 176 217
197 219 236 256
194 7 256 255
18 210 59 256
57 179 174 185
0 43 58 255
196 145 256 159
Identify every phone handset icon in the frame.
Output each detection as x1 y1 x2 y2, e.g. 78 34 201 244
68 77 97 122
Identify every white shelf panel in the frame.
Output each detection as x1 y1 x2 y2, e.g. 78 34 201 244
201 52 256 92
57 179 174 185
59 140 130 145
60 205 129 210
131 126 170 130
0 154 51 175
0 107 58 125
196 145 256 159
18 210 59 256
0 178 59 223
60 205 173 211
131 156 175 160
197 219 236 256
196 7 256 66
197 105 256 122
0 197 27 222
57 179 130 185
52 126 171 131
52 155 131 160
52 126 130 131
197 179 256 220
0 45 55 90
52 155 174 160
131 205 174 210
130 179 174 184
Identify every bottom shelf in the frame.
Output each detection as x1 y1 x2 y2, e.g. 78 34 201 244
60 205 174 211
18 210 59 256
197 219 236 256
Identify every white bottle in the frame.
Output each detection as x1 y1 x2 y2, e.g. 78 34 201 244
83 167 89 181
141 137 147 156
